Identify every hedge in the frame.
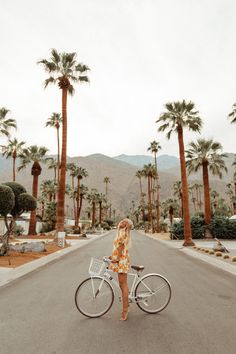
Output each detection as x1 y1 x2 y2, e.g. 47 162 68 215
171 216 236 240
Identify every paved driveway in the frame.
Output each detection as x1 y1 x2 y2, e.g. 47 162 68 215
0 230 236 354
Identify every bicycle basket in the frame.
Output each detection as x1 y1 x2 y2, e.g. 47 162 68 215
89 258 106 276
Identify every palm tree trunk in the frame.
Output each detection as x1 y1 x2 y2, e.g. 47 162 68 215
99 202 102 224
148 175 152 229
92 202 96 227
78 195 83 221
57 126 60 188
75 178 80 227
56 88 67 232
12 154 16 182
177 125 194 246
28 173 39 235
202 162 211 224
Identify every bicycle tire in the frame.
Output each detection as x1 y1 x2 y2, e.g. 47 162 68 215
75 276 114 318
134 273 171 314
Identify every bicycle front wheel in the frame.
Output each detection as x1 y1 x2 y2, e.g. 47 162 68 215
75 276 114 318
135 274 171 314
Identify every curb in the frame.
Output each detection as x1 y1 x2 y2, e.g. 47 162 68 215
139 232 236 277
0 231 111 288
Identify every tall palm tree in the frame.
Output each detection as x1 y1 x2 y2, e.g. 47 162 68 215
172 180 183 217
157 100 202 246
228 103 236 124
103 176 111 220
0 108 17 139
97 193 106 225
232 156 236 196
87 189 100 227
78 184 88 222
18 145 48 234
210 190 219 213
136 170 145 221
45 112 62 186
186 138 227 224
143 163 156 231
147 141 161 232
1 138 25 181
38 49 90 232
74 166 88 226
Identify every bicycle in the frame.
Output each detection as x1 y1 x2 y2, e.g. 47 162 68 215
74 257 172 318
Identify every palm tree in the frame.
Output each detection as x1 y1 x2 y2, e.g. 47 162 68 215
38 49 90 232
210 190 219 213
173 180 183 218
136 170 145 221
78 184 88 222
18 145 48 234
186 139 227 224
97 193 106 225
228 103 236 124
103 176 111 220
232 156 236 196
147 141 161 232
87 189 100 227
0 108 17 139
45 112 62 186
40 179 57 202
143 163 156 232
74 166 88 226
157 100 202 246
1 138 25 181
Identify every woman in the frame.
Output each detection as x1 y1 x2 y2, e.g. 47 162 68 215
109 218 133 321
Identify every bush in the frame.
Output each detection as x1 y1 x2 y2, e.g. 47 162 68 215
3 182 26 216
18 193 37 212
171 216 205 240
171 215 236 240
0 185 15 216
40 222 54 233
210 216 236 239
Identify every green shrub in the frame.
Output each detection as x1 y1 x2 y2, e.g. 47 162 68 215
171 216 205 239
15 225 24 236
210 216 236 239
18 193 37 212
3 182 26 216
0 185 15 216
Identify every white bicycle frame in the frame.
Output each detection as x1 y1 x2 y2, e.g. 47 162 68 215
91 266 167 303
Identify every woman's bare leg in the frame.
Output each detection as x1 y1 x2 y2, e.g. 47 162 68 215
118 273 129 320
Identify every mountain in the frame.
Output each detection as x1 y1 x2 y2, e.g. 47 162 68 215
114 154 179 170
0 152 235 217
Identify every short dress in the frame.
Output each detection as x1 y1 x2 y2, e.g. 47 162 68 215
109 231 130 273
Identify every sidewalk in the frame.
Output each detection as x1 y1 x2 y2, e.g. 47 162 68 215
0 231 110 288
140 231 236 277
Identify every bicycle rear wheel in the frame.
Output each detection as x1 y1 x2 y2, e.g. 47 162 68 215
75 276 114 318
135 274 171 314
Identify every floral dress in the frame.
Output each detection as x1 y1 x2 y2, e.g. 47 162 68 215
109 230 130 273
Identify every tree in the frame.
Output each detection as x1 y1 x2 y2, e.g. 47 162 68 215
143 163 156 232
87 189 100 227
38 49 90 233
157 100 202 246
45 113 62 186
97 193 106 225
18 145 48 234
1 138 25 181
147 140 161 232
0 108 17 139
186 138 227 224
135 170 145 221
74 166 88 226
103 176 110 221
228 103 236 124
0 182 36 255
77 184 88 222
172 181 183 217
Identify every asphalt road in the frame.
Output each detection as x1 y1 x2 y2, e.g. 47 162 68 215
0 230 236 354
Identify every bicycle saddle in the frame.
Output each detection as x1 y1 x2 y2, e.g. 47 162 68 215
131 265 145 272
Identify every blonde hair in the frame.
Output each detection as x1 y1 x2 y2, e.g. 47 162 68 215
116 218 133 248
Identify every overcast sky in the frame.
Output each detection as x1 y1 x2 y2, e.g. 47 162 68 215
1 0 236 158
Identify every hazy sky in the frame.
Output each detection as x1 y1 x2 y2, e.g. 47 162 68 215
1 0 236 158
